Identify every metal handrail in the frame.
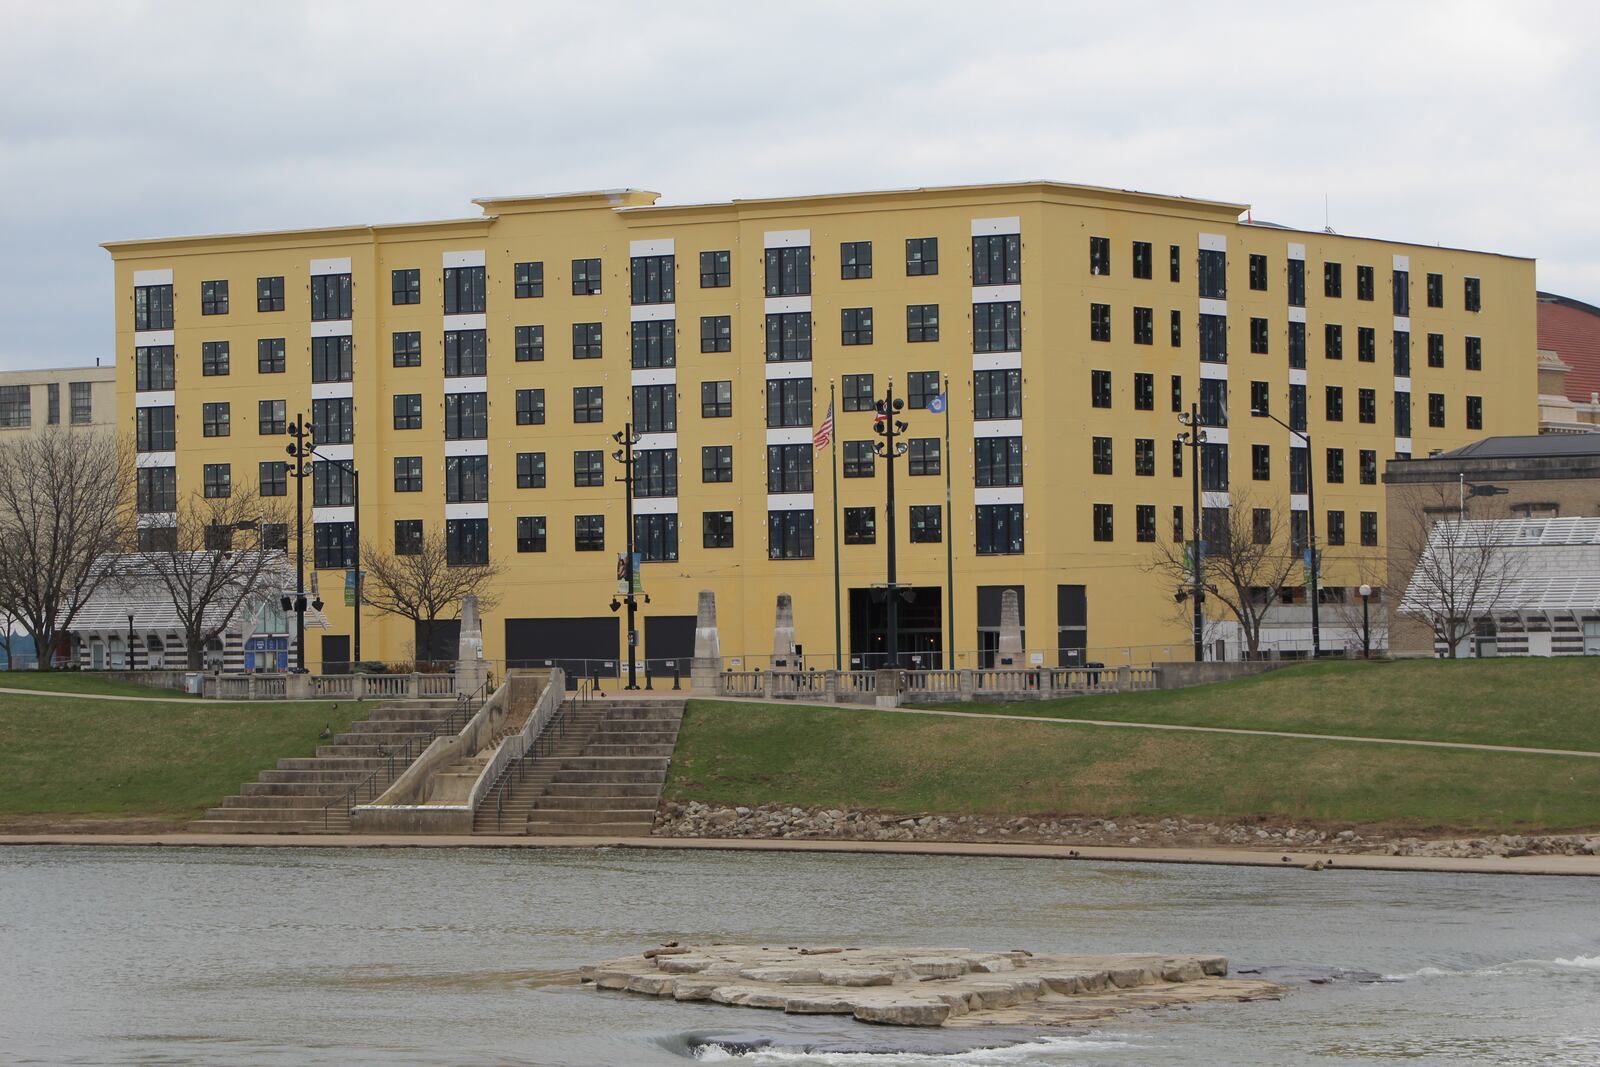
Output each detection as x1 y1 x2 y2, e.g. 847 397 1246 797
319 680 489 830
486 697 576 832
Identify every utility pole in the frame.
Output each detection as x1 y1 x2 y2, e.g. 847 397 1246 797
1252 405 1320 657
872 381 910 669
611 421 642 690
1176 403 1206 662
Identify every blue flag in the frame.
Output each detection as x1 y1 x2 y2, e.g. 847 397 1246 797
927 393 947 414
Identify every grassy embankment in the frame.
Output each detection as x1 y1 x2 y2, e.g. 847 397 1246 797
0 671 199 698
0 680 359 828
666 659 1600 834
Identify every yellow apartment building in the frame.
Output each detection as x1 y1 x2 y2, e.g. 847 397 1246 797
103 181 1537 674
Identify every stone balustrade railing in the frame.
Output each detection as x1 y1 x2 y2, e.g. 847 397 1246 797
201 672 460 700
711 665 1160 704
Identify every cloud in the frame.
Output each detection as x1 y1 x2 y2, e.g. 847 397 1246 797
1 0 1597 370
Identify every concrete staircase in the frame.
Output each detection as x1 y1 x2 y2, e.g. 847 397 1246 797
188 699 464 834
474 699 685 837
526 700 685 837
471 699 609 833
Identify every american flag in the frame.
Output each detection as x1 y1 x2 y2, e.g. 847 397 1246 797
813 400 834 451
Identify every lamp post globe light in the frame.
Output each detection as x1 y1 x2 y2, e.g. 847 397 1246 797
1359 583 1373 659
871 381 910 669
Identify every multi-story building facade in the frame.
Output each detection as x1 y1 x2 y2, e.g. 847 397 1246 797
103 181 1536 673
0 363 115 438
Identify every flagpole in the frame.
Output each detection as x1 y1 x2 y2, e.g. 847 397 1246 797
942 375 955 669
830 381 843 670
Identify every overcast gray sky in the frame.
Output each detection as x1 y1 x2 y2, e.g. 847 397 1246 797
2 0 1596 372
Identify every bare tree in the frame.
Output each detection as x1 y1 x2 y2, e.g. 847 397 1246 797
0 429 134 670
1148 494 1301 658
134 488 291 669
1391 483 1522 658
360 529 501 664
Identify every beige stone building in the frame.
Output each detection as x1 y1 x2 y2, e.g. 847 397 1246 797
1535 292 1600 433
0 362 116 436
1383 434 1600 655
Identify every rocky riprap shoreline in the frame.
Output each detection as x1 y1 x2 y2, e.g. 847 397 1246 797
582 944 1282 1027
655 802 1600 859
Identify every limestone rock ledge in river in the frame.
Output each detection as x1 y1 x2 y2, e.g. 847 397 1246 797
580 944 1285 1027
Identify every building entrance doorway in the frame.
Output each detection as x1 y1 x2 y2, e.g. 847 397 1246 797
848 586 942 669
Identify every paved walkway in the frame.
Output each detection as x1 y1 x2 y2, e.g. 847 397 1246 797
2 831 1595 877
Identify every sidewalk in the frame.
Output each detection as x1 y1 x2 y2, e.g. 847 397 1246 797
3 831 1597 877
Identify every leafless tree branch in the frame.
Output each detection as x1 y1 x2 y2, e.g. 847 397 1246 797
0 429 134 669
360 530 501 663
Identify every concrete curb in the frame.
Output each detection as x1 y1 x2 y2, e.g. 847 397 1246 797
3 832 1597 877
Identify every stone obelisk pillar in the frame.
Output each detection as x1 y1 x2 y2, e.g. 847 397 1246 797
690 590 721 695
772 593 796 669
997 588 1023 667
455 593 487 698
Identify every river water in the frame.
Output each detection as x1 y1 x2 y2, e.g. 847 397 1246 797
1 846 1597 1066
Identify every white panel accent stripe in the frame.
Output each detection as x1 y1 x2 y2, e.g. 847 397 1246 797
310 320 353 338
442 250 485 268
310 257 352 276
971 216 1021 236
765 361 812 381
973 419 1022 438
444 440 488 457
443 313 487 333
764 296 811 315
442 376 488 395
629 303 675 322
631 368 676 387
629 238 675 257
974 487 1024 506
133 268 173 286
632 497 679 515
767 492 814 510
1199 233 1227 252
444 503 488 520
763 230 810 248
971 284 1021 304
635 433 677 452
972 352 1022 371
134 391 175 408
766 428 811 446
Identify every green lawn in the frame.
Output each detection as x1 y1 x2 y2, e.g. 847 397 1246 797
0 694 359 821
667 700 1600 833
910 658 1600 752
0 671 198 698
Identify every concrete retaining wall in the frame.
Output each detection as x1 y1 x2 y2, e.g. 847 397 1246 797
1152 661 1294 689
